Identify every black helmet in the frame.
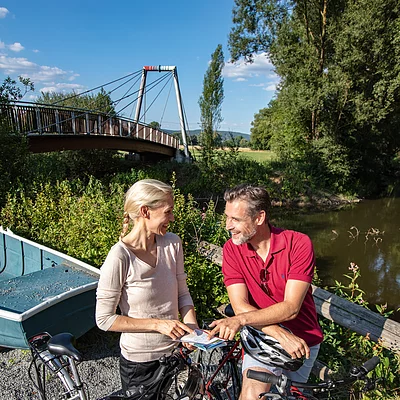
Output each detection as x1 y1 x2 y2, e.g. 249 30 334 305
240 325 304 371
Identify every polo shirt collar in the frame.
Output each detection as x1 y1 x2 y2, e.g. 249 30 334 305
241 224 286 257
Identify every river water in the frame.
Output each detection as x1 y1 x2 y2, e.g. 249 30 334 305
272 197 400 322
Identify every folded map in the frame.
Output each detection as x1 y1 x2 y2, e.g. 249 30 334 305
177 329 227 351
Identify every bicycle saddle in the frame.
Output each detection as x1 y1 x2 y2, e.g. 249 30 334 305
48 332 83 362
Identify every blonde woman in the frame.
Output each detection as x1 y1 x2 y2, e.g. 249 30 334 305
96 179 198 398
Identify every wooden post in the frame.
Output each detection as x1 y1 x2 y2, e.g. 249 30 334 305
55 109 61 134
35 107 42 134
85 112 90 135
98 115 102 134
72 111 76 134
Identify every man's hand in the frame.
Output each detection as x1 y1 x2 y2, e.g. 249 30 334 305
263 325 310 359
207 317 243 340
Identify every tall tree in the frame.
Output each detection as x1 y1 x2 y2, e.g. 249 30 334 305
198 44 225 166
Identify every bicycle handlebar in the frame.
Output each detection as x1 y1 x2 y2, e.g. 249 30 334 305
246 370 283 385
353 355 380 378
246 356 380 389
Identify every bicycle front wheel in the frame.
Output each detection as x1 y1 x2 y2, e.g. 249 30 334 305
192 345 241 400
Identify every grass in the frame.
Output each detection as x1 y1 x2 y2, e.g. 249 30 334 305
237 148 276 163
187 146 276 164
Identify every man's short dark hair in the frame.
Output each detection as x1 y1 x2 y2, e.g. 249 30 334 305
224 184 271 221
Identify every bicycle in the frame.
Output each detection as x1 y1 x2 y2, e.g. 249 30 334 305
191 305 242 400
246 356 380 399
192 305 381 400
28 331 204 400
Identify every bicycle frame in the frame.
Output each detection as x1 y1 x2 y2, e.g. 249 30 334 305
28 332 88 400
28 331 203 400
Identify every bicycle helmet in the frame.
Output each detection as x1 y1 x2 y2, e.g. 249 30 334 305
240 325 304 371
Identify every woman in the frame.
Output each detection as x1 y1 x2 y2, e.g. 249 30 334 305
96 179 198 398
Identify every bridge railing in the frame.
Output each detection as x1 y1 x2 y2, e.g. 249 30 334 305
0 102 179 150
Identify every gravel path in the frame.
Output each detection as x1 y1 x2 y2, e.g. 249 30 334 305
0 328 123 400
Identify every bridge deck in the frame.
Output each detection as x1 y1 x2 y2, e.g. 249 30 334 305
1 103 179 156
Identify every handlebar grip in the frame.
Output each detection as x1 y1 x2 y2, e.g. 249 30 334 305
361 356 380 373
246 370 282 385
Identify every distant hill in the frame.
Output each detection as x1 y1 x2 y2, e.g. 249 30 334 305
164 128 250 141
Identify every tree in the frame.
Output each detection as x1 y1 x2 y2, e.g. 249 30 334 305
0 76 34 204
37 88 115 115
250 105 275 150
228 0 400 195
0 76 34 104
149 121 161 130
198 44 225 167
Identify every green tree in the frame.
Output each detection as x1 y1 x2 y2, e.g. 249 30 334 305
250 105 275 150
0 76 34 205
149 121 161 130
0 76 34 104
198 44 225 167
229 0 400 195
37 88 115 115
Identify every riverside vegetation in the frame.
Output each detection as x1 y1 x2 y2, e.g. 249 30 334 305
0 146 399 399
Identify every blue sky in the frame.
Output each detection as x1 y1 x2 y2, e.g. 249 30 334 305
0 1 278 135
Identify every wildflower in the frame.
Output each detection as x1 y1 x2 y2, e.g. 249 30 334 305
349 262 359 272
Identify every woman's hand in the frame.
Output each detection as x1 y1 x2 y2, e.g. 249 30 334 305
156 319 193 340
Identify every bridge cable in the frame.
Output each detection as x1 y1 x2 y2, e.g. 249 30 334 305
139 74 173 123
49 70 142 106
111 72 170 111
159 78 173 128
114 72 171 118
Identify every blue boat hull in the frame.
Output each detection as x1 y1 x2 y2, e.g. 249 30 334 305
0 227 100 349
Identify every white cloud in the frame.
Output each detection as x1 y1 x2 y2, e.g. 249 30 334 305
32 49 39 53
0 7 9 18
8 42 24 52
40 82 85 93
0 55 78 83
223 53 275 80
263 84 277 91
0 41 4 49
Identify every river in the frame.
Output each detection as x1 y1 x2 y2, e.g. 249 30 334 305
272 197 400 322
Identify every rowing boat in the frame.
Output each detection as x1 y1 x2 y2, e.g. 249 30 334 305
0 227 100 349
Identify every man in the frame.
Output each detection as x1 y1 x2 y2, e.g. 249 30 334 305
208 184 323 400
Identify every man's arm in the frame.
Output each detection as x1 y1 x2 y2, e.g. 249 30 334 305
208 280 310 358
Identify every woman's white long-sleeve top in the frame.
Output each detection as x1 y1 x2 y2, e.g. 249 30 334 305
96 232 194 362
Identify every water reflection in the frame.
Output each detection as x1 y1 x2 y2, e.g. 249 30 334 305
272 198 400 322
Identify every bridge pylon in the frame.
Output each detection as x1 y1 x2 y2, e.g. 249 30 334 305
134 66 190 160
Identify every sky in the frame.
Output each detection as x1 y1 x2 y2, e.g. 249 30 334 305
0 1 279 135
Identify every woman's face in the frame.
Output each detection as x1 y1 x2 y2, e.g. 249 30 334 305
148 195 175 235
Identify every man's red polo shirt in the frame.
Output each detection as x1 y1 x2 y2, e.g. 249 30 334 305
222 225 323 347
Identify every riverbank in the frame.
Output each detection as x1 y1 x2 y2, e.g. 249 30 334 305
0 328 122 399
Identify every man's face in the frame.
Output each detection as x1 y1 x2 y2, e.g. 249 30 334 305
225 200 257 245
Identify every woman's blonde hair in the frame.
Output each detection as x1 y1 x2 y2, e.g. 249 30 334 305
120 179 173 238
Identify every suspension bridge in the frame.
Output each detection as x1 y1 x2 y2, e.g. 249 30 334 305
1 66 191 161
